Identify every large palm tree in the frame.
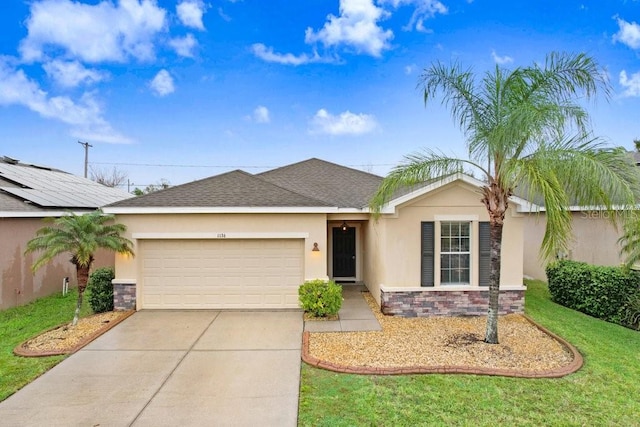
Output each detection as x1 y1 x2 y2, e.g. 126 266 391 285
26 210 134 326
371 52 639 344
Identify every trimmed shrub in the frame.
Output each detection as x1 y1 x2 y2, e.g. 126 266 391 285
298 279 343 317
546 260 640 327
87 267 115 313
624 293 640 330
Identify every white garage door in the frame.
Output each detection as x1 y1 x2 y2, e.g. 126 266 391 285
140 239 304 309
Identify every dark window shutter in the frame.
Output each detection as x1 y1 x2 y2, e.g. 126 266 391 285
479 222 490 286
421 222 434 287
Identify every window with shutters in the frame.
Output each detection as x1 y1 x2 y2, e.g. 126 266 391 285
421 220 490 287
440 222 471 284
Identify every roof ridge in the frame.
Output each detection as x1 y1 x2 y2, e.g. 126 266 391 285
258 157 383 179
251 172 332 207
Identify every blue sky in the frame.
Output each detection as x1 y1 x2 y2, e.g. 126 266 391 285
1 0 639 190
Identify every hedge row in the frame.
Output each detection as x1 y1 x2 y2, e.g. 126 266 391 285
546 260 640 328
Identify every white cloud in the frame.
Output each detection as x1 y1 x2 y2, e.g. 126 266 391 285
253 106 270 123
19 0 167 63
251 43 329 66
619 70 640 97
177 0 206 30
169 34 198 57
491 50 513 65
253 0 449 64
613 17 640 49
310 108 378 135
149 69 175 96
43 60 108 88
304 0 393 57
378 0 447 32
0 58 131 143
218 7 232 22
404 64 417 75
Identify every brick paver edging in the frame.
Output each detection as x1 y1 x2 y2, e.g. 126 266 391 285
14 310 135 357
301 315 583 378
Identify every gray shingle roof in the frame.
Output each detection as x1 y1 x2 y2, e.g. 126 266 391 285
108 158 384 210
0 156 132 213
108 169 332 208
258 158 383 208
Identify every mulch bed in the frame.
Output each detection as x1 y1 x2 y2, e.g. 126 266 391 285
303 293 583 378
14 310 134 357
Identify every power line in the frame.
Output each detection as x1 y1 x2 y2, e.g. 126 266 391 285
89 161 395 169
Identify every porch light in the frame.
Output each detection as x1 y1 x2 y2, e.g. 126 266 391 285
312 242 320 252
340 220 349 232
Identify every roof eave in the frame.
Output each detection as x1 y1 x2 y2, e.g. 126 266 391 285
379 173 539 215
103 206 345 215
0 210 96 218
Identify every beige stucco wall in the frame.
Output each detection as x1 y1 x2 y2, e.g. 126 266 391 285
366 181 524 304
0 217 114 310
113 213 329 295
523 211 625 280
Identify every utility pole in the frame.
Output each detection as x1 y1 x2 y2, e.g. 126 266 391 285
77 141 92 178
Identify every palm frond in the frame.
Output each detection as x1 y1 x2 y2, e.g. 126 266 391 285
25 209 134 272
370 150 485 216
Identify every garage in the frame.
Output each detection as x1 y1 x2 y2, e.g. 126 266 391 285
139 239 304 309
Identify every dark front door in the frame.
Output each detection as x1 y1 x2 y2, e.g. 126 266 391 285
332 227 356 277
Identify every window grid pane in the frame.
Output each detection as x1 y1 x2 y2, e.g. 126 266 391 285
440 221 471 285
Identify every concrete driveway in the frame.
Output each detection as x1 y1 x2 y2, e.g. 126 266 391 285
0 310 303 426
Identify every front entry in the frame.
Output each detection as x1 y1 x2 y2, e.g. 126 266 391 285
332 227 356 278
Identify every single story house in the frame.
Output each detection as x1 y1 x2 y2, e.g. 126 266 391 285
0 156 132 309
105 158 528 316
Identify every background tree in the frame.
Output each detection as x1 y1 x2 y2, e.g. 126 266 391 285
25 210 134 326
133 179 171 196
90 166 128 188
371 52 639 344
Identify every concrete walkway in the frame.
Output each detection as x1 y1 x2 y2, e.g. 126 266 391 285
0 310 303 427
304 284 382 332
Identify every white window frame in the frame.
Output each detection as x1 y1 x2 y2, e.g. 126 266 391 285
439 221 472 285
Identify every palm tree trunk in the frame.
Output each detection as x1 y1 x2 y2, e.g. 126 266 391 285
484 221 503 344
72 265 91 326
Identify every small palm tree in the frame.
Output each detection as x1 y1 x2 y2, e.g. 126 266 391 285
371 52 639 344
26 210 134 326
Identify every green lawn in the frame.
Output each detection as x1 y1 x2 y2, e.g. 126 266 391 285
298 281 640 426
0 289 92 401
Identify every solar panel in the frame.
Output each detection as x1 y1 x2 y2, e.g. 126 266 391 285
0 163 132 208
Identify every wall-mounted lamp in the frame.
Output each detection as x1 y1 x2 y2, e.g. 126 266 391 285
312 242 320 252
340 220 349 232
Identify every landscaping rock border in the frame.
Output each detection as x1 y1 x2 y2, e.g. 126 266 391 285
14 311 135 357
301 314 583 378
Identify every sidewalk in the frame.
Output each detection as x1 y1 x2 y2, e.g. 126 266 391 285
303 284 382 332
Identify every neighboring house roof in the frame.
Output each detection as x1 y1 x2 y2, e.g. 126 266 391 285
108 169 333 208
0 155 132 216
257 158 383 208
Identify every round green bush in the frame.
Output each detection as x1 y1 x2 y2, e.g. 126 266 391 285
298 279 343 317
88 267 115 313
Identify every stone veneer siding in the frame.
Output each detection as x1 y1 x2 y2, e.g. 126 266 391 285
381 289 525 317
113 282 136 311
